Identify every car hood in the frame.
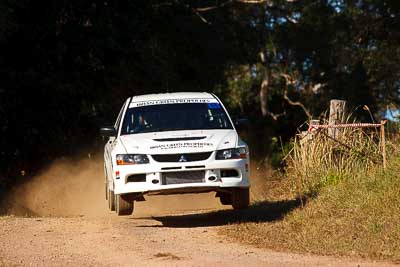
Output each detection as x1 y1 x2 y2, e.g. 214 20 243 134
119 129 238 154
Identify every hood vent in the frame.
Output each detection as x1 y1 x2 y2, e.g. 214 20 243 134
153 136 206 142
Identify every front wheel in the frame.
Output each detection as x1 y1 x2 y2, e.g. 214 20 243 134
105 180 108 200
219 192 232 205
232 188 250 210
115 194 134 216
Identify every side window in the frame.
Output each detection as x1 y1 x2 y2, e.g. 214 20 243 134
121 109 135 134
114 99 128 132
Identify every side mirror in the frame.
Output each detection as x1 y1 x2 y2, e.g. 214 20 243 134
100 126 117 137
235 118 250 132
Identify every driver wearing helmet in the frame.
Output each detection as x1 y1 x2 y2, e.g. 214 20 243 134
133 113 149 133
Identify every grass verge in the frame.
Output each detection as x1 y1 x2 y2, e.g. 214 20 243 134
222 131 400 261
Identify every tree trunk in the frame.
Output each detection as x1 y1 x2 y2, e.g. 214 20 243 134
259 77 269 117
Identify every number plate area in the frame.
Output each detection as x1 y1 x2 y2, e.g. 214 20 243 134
161 171 206 185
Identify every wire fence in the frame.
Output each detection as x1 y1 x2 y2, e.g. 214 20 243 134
303 120 387 169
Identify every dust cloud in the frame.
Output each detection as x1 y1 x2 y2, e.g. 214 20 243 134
4 156 224 217
6 156 108 217
4 154 272 218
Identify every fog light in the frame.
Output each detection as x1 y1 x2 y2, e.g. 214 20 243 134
208 176 217 181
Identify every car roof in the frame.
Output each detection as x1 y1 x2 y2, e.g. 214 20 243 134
129 92 215 103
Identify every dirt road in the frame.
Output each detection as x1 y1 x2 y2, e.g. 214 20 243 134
0 157 394 266
0 196 394 267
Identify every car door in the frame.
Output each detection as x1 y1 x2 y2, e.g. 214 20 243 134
104 98 129 189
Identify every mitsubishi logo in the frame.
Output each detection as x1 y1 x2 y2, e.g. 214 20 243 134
178 155 188 162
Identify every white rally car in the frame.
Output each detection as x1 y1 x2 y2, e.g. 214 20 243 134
101 92 250 215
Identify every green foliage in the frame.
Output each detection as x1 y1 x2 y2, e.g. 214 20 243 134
320 173 344 187
221 0 400 119
1 0 400 188
268 136 293 169
0 0 250 186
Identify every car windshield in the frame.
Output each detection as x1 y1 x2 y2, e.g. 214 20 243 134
120 102 233 135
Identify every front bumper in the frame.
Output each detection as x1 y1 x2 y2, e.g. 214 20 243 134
111 156 250 195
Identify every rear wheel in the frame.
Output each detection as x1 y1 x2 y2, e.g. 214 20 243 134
232 188 250 210
115 194 134 216
108 189 115 211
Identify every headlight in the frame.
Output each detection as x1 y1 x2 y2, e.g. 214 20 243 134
216 147 248 160
116 154 149 165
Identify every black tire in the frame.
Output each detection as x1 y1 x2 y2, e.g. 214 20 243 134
232 188 250 210
219 192 232 205
105 181 108 200
108 189 115 211
104 164 109 200
115 194 134 216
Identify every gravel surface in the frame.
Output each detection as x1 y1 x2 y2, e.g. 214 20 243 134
0 157 395 266
0 208 395 267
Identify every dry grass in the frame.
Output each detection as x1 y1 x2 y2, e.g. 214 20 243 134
221 126 400 262
288 126 383 198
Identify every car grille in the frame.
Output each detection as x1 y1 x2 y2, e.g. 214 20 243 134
161 171 205 185
151 152 212 162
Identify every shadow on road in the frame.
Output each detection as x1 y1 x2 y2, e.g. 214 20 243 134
137 198 305 228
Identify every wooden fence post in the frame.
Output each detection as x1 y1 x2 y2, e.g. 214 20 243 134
329 99 347 138
381 120 387 170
